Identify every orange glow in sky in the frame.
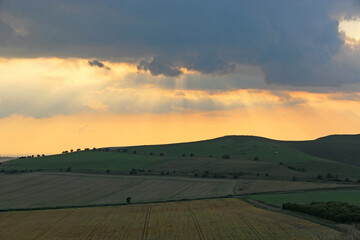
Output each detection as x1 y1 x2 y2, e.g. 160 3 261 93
1 58 360 155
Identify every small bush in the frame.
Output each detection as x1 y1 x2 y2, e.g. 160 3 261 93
66 167 71 172
126 197 131 204
202 170 210 177
253 156 259 161
287 166 305 172
326 173 334 179
222 154 230 159
129 168 137 175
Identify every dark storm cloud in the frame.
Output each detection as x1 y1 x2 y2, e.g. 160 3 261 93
88 59 110 70
1 0 360 87
138 58 183 77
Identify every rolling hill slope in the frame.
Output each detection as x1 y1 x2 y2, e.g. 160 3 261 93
276 134 360 166
3 135 360 180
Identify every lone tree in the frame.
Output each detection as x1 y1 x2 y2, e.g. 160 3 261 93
126 197 132 204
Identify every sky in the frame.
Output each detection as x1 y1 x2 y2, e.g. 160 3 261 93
1 0 360 155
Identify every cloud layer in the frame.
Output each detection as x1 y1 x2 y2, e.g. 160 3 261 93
1 58 360 119
1 0 360 88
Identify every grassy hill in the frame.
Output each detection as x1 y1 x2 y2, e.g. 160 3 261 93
3 135 360 180
276 134 360 166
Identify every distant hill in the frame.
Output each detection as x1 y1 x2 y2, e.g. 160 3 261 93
276 134 360 167
0 156 16 163
2 134 360 180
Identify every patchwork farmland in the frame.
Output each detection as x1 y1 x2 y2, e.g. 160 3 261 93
1 134 360 239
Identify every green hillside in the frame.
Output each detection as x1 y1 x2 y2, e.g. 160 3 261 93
277 134 360 166
3 135 360 180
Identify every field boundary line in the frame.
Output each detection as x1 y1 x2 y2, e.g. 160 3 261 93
142 204 151 240
235 186 360 197
187 204 205 240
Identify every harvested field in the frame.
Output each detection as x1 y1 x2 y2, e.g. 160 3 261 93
0 172 235 210
0 198 340 240
0 172 350 210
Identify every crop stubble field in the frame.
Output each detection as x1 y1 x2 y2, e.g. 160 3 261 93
0 172 350 210
0 198 340 240
0 172 234 210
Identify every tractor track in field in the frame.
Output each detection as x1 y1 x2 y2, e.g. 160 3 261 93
238 214 264 240
87 207 113 240
187 204 205 240
141 204 151 240
31 213 70 240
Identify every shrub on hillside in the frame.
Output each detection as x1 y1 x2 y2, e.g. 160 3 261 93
202 171 210 177
222 154 230 159
129 168 137 175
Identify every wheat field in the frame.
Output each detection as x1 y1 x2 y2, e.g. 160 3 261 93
0 198 340 240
